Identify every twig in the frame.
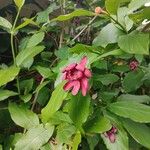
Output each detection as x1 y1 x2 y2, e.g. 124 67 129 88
70 15 97 43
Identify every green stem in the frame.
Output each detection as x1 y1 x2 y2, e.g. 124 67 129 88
11 9 21 94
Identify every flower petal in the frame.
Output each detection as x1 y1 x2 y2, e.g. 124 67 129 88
109 133 116 143
71 70 83 80
71 80 80 95
84 68 92 78
76 56 87 71
62 63 76 73
81 77 88 96
63 81 75 91
62 72 67 80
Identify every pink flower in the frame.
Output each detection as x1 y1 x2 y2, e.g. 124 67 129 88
129 60 139 71
104 126 117 143
62 56 91 96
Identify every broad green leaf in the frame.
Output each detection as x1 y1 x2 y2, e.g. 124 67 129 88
118 32 149 55
128 0 150 13
15 124 54 150
27 32 45 48
72 132 81 150
69 44 102 54
69 93 90 129
129 8 150 23
52 9 94 22
20 94 32 103
117 94 150 103
105 0 131 14
49 111 73 125
55 47 69 60
93 23 123 47
117 7 133 31
41 82 68 123
16 46 45 66
108 101 150 123
37 3 59 23
36 66 52 79
95 49 125 62
15 18 37 31
56 123 76 143
0 66 20 87
87 135 99 150
84 116 112 133
94 74 119 85
9 103 39 129
0 17 12 31
123 119 150 149
34 81 50 94
123 70 144 92
14 0 25 9
0 90 18 101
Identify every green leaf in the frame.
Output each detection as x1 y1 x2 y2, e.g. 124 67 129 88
16 46 45 66
0 17 12 31
117 7 133 31
15 18 37 31
52 9 94 22
105 0 131 14
49 111 73 125
0 90 18 101
72 132 81 150
117 94 150 103
93 23 123 48
118 32 149 55
56 123 76 143
87 135 99 150
0 66 20 87
20 94 32 103
123 70 144 92
37 3 59 23
14 0 25 9
94 74 119 85
108 101 150 123
84 116 112 133
41 82 68 123
36 66 52 79
55 47 69 60
69 93 90 129
15 124 54 150
9 103 39 129
128 0 150 13
27 32 45 48
122 119 150 149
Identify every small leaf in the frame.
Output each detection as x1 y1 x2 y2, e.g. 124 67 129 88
26 32 45 48
84 116 112 133
41 82 68 123
9 103 39 129
52 9 94 22
0 17 12 31
93 23 123 47
122 119 150 149
15 124 54 150
69 93 90 129
108 101 150 123
0 90 18 101
16 46 45 66
0 66 20 87
36 66 52 79
14 0 25 9
118 32 149 55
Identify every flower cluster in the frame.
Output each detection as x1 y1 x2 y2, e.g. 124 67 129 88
129 60 139 71
62 56 91 96
104 126 117 143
